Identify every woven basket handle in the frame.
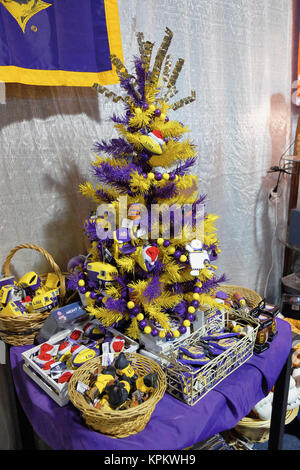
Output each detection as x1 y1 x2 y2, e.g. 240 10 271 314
3 243 66 299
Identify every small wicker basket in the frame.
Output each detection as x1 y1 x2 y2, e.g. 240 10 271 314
0 243 66 346
234 407 299 443
68 352 167 438
213 284 262 309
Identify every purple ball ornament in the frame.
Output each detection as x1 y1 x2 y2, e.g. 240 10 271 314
142 103 149 110
166 331 173 339
187 313 195 322
191 300 199 308
179 325 187 335
169 172 176 181
194 286 201 294
139 320 147 330
165 116 169 122
174 250 182 259
97 295 103 303
163 240 170 248
90 291 97 300
155 173 162 181
154 108 161 117
79 287 86 294
151 328 159 337
132 306 140 316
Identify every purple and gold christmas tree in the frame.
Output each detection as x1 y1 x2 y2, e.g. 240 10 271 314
67 28 227 341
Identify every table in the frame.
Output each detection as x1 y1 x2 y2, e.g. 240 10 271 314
9 318 292 451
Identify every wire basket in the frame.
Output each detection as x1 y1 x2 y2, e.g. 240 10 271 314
160 309 259 406
68 352 167 438
212 284 262 309
234 407 299 443
0 243 66 346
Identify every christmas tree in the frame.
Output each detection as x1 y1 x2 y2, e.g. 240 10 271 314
67 28 227 342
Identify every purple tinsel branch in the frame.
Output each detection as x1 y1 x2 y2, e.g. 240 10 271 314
111 113 130 125
93 138 134 157
119 74 144 107
152 182 177 200
93 161 139 191
175 157 197 176
143 275 162 300
83 218 98 241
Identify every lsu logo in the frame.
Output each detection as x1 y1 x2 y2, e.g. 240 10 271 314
0 0 52 32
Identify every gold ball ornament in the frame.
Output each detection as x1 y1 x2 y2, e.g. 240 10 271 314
193 293 200 300
144 326 152 334
148 172 155 180
188 306 196 314
85 291 91 298
173 330 180 338
160 113 166 120
157 238 164 245
183 319 191 327
136 313 144 321
78 279 85 287
149 104 155 112
127 301 135 309
163 173 170 180
168 246 176 255
179 254 187 262
159 330 166 338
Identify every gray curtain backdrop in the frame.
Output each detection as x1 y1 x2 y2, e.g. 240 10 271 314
0 0 294 449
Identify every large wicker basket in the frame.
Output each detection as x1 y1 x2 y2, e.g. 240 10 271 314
0 243 66 346
213 284 262 309
68 352 167 438
234 407 299 443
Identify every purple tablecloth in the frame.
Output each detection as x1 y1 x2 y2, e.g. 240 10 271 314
9 318 291 450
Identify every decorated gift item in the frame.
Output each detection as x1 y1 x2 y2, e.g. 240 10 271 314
247 299 279 353
66 28 227 343
77 352 158 411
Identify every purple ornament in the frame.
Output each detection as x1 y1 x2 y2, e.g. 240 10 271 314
165 116 169 122
169 172 175 181
187 313 195 322
79 287 86 294
90 291 97 299
166 331 173 339
139 320 147 329
194 286 201 294
132 306 140 316
163 240 170 247
191 300 199 308
174 250 182 259
151 328 159 337
155 173 162 181
97 295 103 303
154 109 161 116
179 325 187 334
142 173 148 178
142 103 149 110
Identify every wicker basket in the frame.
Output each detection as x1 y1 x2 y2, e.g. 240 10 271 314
68 352 167 438
234 407 299 443
0 243 66 346
213 284 262 309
